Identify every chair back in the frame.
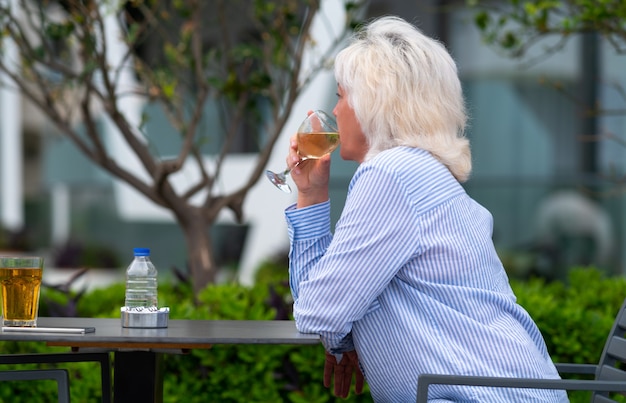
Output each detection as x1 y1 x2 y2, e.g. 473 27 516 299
593 298 626 402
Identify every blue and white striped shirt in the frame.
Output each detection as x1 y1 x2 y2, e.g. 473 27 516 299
286 147 568 402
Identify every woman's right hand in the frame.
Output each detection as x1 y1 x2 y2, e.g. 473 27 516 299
289 134 331 208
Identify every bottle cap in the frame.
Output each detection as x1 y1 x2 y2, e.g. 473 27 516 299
133 248 150 256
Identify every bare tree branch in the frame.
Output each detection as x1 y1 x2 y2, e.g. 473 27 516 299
1 0 363 293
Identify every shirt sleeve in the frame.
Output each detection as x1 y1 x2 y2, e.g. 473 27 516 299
286 165 422 353
285 200 333 302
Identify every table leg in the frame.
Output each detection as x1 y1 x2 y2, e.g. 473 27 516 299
113 351 163 403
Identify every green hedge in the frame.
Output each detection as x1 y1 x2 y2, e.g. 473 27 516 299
510 268 626 403
0 266 625 402
510 267 626 365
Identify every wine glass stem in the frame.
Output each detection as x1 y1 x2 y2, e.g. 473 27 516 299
284 159 304 177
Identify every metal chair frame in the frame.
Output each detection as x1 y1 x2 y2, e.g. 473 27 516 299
0 368 71 403
0 352 111 403
417 298 626 402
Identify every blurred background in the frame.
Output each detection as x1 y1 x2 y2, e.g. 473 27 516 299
1 0 625 288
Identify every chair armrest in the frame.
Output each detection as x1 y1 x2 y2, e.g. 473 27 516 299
416 373 626 403
555 362 598 375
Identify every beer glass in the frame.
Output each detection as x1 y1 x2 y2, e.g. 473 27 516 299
0 256 44 327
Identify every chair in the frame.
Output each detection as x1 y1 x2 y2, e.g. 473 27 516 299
0 352 111 403
0 368 70 403
416 297 626 402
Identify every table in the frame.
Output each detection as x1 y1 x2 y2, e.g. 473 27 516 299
0 317 320 403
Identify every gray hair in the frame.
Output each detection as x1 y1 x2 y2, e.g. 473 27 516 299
334 16 471 182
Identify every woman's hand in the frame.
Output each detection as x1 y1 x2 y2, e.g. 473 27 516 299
288 119 331 208
323 350 364 398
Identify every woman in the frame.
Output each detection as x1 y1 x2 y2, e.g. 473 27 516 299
284 16 568 402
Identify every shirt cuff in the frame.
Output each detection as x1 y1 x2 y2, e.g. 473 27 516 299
285 200 331 241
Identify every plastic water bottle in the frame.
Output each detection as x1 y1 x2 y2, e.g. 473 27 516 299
124 248 158 309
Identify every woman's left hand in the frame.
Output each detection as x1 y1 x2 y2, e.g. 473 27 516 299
323 350 365 398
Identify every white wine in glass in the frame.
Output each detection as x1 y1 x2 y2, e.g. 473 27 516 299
266 110 339 193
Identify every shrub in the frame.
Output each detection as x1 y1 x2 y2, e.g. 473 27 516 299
0 266 624 402
511 267 626 365
159 278 372 402
511 267 626 403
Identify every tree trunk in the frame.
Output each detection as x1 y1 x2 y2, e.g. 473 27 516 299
180 215 216 295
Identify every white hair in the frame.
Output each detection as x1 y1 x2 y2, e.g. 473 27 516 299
334 16 471 182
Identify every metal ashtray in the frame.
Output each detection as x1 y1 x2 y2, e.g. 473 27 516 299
120 307 170 328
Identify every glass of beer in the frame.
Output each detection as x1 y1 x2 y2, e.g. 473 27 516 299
0 256 44 327
265 110 339 193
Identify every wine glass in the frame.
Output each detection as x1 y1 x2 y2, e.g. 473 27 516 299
265 110 339 193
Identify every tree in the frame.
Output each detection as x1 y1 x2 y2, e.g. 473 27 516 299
468 0 626 186
0 0 362 295
466 1 626 276
468 0 626 58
